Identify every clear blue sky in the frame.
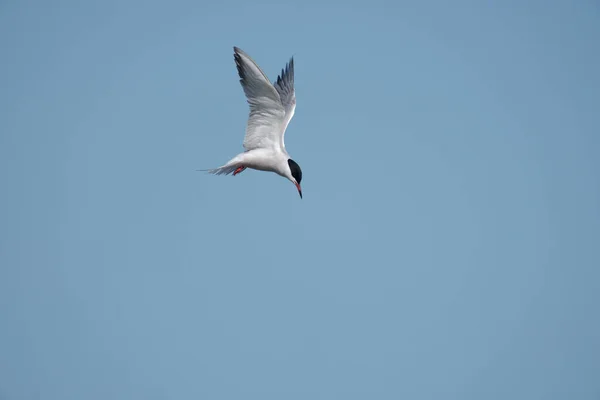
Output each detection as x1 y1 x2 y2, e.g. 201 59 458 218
1 0 599 399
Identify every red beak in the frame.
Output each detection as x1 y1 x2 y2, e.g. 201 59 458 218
295 182 302 199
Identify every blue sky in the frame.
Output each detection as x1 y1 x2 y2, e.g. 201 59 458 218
1 0 599 399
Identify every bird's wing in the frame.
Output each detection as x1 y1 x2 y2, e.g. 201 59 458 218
234 47 286 152
273 57 296 149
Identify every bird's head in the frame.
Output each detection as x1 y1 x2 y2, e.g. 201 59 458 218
287 159 303 199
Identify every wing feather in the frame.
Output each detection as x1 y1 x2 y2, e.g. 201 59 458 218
273 57 296 148
233 47 286 151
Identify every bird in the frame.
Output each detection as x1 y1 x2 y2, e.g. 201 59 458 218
205 46 303 199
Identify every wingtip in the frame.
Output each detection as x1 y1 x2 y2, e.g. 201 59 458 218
233 53 244 80
233 47 246 72
233 46 247 57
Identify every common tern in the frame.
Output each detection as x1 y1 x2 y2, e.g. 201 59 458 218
206 46 303 198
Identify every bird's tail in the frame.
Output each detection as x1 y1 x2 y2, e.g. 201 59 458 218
197 156 242 175
202 165 239 175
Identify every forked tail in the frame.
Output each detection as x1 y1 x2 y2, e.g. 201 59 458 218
198 153 247 176
204 165 240 175
198 159 244 176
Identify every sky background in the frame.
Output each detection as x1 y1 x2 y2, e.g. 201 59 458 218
1 0 599 399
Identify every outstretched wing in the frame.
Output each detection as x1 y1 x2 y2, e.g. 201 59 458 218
233 47 286 151
273 57 296 149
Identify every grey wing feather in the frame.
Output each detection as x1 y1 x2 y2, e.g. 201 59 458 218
273 57 297 148
274 58 295 113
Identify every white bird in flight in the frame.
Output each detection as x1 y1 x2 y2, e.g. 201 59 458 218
206 46 303 198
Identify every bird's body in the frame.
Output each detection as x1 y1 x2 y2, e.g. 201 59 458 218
210 148 287 175
207 46 303 198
